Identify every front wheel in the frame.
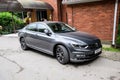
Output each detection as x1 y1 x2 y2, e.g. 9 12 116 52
20 38 28 50
56 45 69 64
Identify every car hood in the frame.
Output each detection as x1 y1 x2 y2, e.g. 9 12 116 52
57 31 100 44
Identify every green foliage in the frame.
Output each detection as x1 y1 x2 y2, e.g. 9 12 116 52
116 36 120 45
116 24 120 45
11 12 27 19
118 24 120 35
103 47 120 52
0 12 25 34
12 13 23 18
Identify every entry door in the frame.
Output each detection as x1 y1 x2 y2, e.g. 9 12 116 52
36 10 47 21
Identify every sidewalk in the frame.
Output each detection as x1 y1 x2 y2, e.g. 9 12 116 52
2 33 18 38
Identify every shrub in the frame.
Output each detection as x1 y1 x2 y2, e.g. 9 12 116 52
116 36 120 45
116 24 120 45
0 12 25 34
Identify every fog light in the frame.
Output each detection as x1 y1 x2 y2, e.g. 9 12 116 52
76 55 85 57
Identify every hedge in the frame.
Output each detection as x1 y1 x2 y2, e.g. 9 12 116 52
116 24 120 45
0 12 25 33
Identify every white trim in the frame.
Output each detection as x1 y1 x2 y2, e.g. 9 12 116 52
112 0 118 45
62 0 101 4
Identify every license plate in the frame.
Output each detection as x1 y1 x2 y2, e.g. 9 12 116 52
95 48 102 54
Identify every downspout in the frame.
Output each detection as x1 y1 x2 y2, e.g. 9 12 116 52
112 0 118 45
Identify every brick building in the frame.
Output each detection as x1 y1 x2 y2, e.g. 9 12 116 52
0 0 118 43
61 0 120 42
32 0 120 44
3 0 117 41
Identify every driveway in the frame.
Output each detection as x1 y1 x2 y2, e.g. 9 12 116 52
0 34 120 80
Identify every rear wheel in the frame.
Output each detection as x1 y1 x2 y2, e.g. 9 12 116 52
56 45 69 64
20 38 28 50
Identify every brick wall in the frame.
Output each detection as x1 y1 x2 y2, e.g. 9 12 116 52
35 0 119 41
118 0 120 22
64 0 116 41
61 5 67 23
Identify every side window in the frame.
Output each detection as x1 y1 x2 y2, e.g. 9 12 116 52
37 24 47 33
26 24 37 31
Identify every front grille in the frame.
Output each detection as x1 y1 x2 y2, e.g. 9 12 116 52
87 40 101 50
88 44 99 49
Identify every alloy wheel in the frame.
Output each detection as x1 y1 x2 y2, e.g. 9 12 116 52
20 38 28 50
56 45 69 64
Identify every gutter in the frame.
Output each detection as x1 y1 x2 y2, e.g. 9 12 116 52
62 0 101 4
112 0 118 45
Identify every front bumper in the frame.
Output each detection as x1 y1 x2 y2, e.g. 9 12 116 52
69 48 102 62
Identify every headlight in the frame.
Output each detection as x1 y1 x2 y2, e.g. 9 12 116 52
71 44 82 49
71 43 88 50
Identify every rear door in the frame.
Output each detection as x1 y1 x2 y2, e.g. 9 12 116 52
25 23 38 47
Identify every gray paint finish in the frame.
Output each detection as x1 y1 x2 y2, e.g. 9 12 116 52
18 21 102 63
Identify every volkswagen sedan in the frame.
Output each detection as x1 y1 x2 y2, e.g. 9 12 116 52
18 21 102 64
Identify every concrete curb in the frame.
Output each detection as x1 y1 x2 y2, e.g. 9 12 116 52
2 33 18 38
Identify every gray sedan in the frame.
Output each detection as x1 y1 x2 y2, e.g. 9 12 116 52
18 21 102 64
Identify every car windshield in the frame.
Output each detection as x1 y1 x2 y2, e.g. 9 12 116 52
47 23 75 33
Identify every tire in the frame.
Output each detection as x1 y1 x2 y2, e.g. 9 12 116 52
56 45 69 64
20 38 28 50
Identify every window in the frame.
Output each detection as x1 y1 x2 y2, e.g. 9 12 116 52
37 24 47 33
26 24 37 31
47 23 74 33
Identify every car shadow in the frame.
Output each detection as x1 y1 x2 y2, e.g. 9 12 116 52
69 57 100 67
28 48 55 59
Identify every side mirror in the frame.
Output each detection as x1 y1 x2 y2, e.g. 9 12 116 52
44 29 52 36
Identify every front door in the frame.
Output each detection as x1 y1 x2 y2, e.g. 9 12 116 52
36 10 47 21
35 23 54 54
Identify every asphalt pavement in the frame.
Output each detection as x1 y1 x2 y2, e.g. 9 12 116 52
0 34 120 80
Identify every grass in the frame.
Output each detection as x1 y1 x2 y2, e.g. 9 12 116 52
103 47 120 52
